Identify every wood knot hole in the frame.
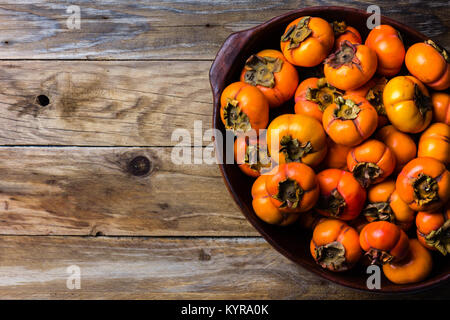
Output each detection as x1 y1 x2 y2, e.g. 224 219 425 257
128 156 151 176
36 95 50 106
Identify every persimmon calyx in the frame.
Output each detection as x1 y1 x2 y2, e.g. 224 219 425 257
281 16 312 50
366 248 394 265
306 78 342 111
332 21 347 36
324 40 362 70
244 55 283 88
245 144 271 172
273 178 304 209
425 220 450 256
366 78 387 116
425 39 449 63
363 202 394 222
333 96 361 120
352 162 383 188
280 135 313 163
317 188 347 217
315 241 348 271
413 84 432 117
413 173 439 207
223 98 251 132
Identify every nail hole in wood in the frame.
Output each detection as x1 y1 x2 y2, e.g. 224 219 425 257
128 156 151 176
36 95 50 106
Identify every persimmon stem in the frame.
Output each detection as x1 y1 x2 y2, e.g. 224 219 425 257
363 202 394 222
316 188 346 217
280 135 313 163
223 98 251 132
333 96 361 120
366 248 394 265
243 55 283 88
413 173 439 207
273 178 304 209
352 162 382 188
425 220 450 256
281 16 312 49
315 241 348 271
324 40 362 70
306 78 342 111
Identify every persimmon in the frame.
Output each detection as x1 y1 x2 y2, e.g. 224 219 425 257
376 125 417 172
324 41 377 91
418 123 450 164
360 221 410 264
294 77 342 122
265 163 320 213
416 207 449 255
240 49 299 108
220 82 269 133
405 40 450 90
332 21 362 50
315 169 366 221
234 135 272 177
347 140 396 188
383 76 432 133
365 25 405 76
310 219 361 271
267 114 327 167
321 137 351 170
363 180 415 231
431 92 450 125
251 174 299 225
383 239 433 284
280 16 334 67
322 95 378 147
396 157 450 212
346 77 389 128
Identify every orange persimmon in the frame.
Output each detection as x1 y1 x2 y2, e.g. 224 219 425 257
267 114 327 167
431 92 450 125
418 122 450 164
322 95 378 147
310 219 361 271
383 239 433 284
347 140 396 188
332 21 362 50
365 25 405 76
405 40 450 90
416 207 449 255
240 49 299 108
220 82 269 133
234 135 272 177
324 41 377 91
383 76 432 133
321 137 351 170
294 77 342 122
360 221 410 264
280 16 334 67
396 157 450 212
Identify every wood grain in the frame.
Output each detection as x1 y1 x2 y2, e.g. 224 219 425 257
0 146 255 236
0 236 448 299
0 0 446 60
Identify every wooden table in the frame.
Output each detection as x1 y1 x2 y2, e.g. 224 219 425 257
0 0 448 299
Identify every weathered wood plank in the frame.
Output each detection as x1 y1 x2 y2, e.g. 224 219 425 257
0 0 446 60
0 60 213 146
0 236 448 299
0 147 255 236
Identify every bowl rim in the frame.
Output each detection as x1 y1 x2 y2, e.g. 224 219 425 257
209 5 449 294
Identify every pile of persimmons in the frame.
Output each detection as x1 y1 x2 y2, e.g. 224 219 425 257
219 16 449 284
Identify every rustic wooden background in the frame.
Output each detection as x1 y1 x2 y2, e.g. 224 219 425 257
0 0 448 299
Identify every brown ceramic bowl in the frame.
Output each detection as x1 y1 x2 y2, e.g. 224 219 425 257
210 6 449 293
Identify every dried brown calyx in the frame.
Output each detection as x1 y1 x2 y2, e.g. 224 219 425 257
413 84 432 117
424 220 450 256
365 248 394 265
316 188 347 217
425 39 449 63
325 40 362 70
280 135 313 163
366 78 387 116
353 162 383 188
412 173 439 207
363 202 394 222
273 178 304 209
223 98 251 132
306 78 342 111
333 96 361 120
315 241 348 271
243 55 283 88
332 21 347 36
281 16 312 50
245 143 271 172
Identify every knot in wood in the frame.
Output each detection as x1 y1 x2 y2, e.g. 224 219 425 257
128 156 151 176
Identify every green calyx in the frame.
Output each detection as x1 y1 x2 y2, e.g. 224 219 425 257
324 41 362 70
280 135 313 163
273 178 304 209
424 220 450 256
352 162 383 188
281 16 312 50
306 78 342 111
315 241 348 271
223 98 251 132
316 188 347 217
413 173 439 207
333 96 361 120
243 55 283 88
363 202 394 222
